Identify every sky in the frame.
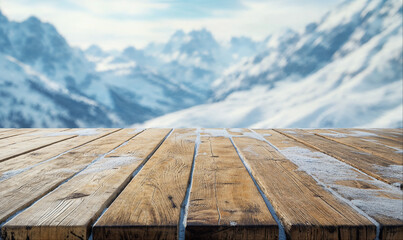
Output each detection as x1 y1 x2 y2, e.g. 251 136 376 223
0 0 344 50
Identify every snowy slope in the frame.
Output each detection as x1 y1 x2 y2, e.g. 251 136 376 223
139 0 403 128
83 29 260 119
1 11 241 127
0 11 125 127
0 54 121 127
0 11 95 88
84 44 207 121
212 0 402 100
1 0 401 128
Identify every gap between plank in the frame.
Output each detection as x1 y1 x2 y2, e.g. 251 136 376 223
177 128 201 240
274 129 399 189
0 129 138 235
312 132 397 164
270 130 398 186
227 129 286 240
88 128 174 240
0 129 38 140
0 135 78 163
255 129 381 240
0 129 121 182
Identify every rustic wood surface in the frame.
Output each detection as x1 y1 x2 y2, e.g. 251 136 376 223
0 129 77 163
348 129 403 144
307 129 403 164
186 136 278 240
231 131 376 239
0 129 68 148
0 129 132 223
255 129 403 240
93 128 197 240
0 129 116 179
3 128 171 240
0 128 401 240
0 128 37 140
277 129 402 187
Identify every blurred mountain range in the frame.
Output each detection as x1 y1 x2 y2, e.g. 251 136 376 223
0 0 402 128
141 0 403 128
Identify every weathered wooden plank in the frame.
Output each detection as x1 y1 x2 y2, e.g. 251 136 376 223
0 128 38 140
93 128 197 240
0 128 68 149
255 129 403 240
231 133 376 239
2 128 171 240
351 128 403 142
0 129 117 181
328 129 403 150
186 136 278 240
0 131 78 163
0 128 12 133
0 129 137 224
227 128 251 136
306 129 402 165
277 129 403 187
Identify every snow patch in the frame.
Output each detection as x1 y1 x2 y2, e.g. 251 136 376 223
279 146 403 221
373 164 403 181
48 129 100 136
319 131 348 138
128 128 145 135
349 130 379 137
79 156 142 175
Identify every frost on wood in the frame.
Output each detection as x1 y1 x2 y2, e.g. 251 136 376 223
48 129 101 136
280 146 403 221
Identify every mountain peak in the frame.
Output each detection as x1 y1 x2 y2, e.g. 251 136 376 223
122 46 145 59
230 36 255 45
189 28 215 40
172 30 186 38
85 44 105 56
24 16 42 25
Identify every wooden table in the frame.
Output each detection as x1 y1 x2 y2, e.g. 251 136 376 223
0 128 401 240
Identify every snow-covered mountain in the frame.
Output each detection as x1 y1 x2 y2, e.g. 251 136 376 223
0 12 95 88
1 0 401 128
140 0 403 128
0 11 122 127
85 28 260 101
82 28 260 121
1 10 259 127
0 53 121 127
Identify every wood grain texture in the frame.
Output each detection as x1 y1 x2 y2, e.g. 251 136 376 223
0 128 38 140
308 129 403 165
0 129 117 180
0 128 400 240
351 128 403 142
330 129 402 151
0 128 68 149
255 129 403 240
0 130 77 163
226 128 251 136
0 129 137 224
277 129 402 187
231 135 376 239
93 128 197 240
2 128 171 240
186 136 278 240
